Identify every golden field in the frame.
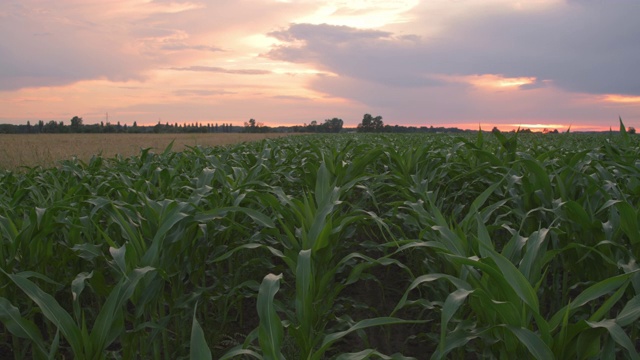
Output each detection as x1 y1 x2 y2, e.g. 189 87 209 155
0 133 292 170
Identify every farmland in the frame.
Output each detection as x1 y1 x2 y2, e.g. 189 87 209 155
0 133 290 170
0 130 639 359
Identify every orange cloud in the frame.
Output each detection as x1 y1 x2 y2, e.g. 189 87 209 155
463 74 538 89
602 95 640 104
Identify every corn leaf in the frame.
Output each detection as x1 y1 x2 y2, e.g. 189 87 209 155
257 273 284 360
190 303 212 360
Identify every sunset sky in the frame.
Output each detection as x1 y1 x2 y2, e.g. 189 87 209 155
1 0 639 131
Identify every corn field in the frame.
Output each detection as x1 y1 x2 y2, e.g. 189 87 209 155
1 126 639 359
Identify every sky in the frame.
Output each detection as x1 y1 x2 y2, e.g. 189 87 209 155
1 0 639 131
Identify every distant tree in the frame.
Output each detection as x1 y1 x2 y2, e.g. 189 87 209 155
103 122 115 133
244 118 257 132
319 118 343 133
43 120 58 133
70 116 83 132
628 126 636 134
129 121 139 133
357 114 383 132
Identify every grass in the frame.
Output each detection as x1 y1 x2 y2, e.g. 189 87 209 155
0 130 639 359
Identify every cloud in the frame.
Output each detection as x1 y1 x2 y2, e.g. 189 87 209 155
268 23 391 42
0 0 314 91
170 66 271 75
173 89 235 96
161 43 224 52
266 1 640 96
305 73 630 127
271 95 311 101
267 24 443 87
0 1 151 91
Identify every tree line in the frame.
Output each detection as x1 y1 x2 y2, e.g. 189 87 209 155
0 117 240 134
0 114 469 134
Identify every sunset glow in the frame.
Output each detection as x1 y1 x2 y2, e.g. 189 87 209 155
462 74 539 90
0 0 638 129
510 123 565 129
603 95 640 104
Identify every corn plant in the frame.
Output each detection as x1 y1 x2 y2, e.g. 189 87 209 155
1 129 639 359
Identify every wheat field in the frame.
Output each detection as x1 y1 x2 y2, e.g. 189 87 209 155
0 133 291 170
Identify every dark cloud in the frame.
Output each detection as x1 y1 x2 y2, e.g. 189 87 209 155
518 80 547 91
266 1 640 96
267 23 443 88
170 66 271 75
268 23 391 42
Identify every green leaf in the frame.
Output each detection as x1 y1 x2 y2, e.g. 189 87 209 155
439 289 474 356
190 303 212 360
162 139 175 156
0 297 48 356
109 245 127 275
484 246 540 313
295 249 314 354
519 227 550 284
5 272 83 356
520 158 552 200
563 201 592 229
71 271 93 322
257 273 284 360
392 273 471 315
314 317 422 360
550 271 638 329
586 319 639 360
71 243 103 262
461 177 504 226
505 326 554 360
617 202 640 245
219 346 263 360
616 295 640 326
196 206 275 228
431 324 484 360
335 349 417 359
142 203 189 265
620 116 628 137
89 266 155 355
588 281 628 322
315 161 333 206
576 328 602 360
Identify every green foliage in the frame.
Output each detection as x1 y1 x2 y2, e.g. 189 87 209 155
1 132 639 359
357 114 384 132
